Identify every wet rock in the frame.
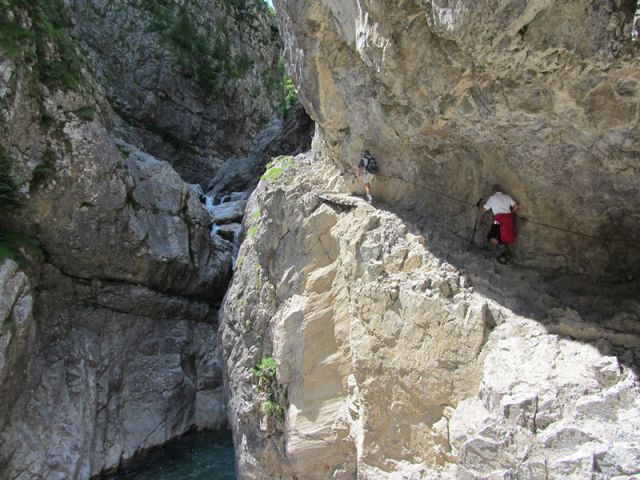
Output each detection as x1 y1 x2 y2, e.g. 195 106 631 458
207 200 247 225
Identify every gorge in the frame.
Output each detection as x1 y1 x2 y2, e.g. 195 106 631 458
1 1 640 480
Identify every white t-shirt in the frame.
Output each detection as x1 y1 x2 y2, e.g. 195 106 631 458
483 192 516 215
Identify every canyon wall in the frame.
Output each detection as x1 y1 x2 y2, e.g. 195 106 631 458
0 0 285 477
68 0 285 184
221 154 640 479
221 1 640 478
276 0 640 280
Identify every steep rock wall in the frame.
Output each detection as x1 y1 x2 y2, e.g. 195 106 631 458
69 0 284 184
221 155 640 479
275 0 640 280
0 1 232 477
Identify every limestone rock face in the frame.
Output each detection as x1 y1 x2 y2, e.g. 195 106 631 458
19 130 231 301
274 0 640 280
68 0 284 183
0 263 226 479
0 260 35 413
220 157 640 479
206 103 315 198
0 3 232 477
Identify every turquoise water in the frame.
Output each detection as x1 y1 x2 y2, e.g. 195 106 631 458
105 430 236 480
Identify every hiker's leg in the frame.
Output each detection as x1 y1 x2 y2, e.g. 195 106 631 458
487 224 500 245
365 183 372 197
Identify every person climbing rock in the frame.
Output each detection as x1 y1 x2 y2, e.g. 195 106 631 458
479 185 519 263
357 149 378 203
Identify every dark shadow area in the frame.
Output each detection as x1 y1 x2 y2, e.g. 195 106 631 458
98 428 236 480
371 198 640 375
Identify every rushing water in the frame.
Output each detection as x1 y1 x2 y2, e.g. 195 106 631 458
105 430 236 480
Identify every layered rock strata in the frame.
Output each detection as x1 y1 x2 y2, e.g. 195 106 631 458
275 0 640 280
221 156 640 479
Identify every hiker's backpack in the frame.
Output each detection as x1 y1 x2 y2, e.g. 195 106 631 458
363 153 379 173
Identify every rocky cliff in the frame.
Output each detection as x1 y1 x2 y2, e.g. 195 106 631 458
220 1 640 478
221 155 640 479
276 0 640 280
68 0 285 184
0 0 289 478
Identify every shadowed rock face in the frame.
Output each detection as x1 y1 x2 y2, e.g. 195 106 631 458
274 0 640 280
68 0 284 184
0 2 245 477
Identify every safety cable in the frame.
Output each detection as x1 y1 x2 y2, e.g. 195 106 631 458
370 171 638 245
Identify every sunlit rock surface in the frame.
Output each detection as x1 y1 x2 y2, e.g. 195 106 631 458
221 156 640 479
276 0 640 280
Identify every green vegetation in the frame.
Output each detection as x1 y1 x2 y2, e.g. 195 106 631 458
30 157 56 190
251 208 261 221
252 356 285 422
264 56 298 117
116 144 130 159
0 0 85 91
253 263 263 291
29 148 57 191
253 355 277 379
0 146 22 209
139 1 256 97
1 312 14 334
40 113 56 129
247 225 258 239
261 155 294 182
281 66 298 117
73 106 96 122
0 230 44 268
261 398 283 419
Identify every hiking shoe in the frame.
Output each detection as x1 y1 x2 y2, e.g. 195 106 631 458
367 196 373 204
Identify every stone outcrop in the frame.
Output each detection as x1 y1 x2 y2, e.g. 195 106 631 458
68 0 285 184
220 156 640 479
0 1 237 477
275 0 640 280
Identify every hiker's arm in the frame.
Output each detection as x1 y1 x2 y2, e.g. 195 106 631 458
511 202 519 213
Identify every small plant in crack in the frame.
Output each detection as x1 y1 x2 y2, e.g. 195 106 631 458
252 356 285 422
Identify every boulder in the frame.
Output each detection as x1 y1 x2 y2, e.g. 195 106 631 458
207 200 248 225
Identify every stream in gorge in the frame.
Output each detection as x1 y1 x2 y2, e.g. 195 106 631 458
103 430 236 480
101 191 248 480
